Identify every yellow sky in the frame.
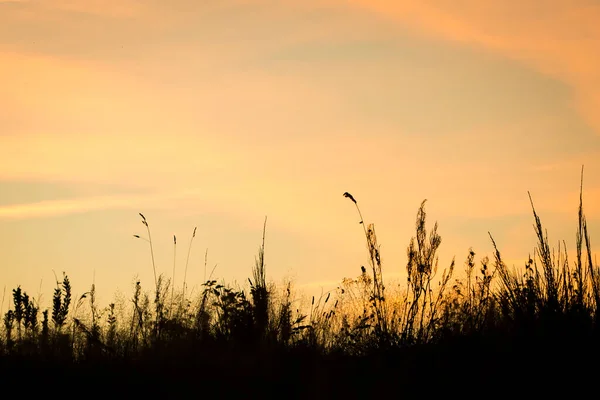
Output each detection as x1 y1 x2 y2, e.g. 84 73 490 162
1 0 600 308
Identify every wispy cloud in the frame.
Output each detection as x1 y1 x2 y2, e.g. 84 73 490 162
342 0 600 134
0 190 208 220
0 187 250 220
0 194 143 219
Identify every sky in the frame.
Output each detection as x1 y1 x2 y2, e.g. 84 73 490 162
1 0 600 310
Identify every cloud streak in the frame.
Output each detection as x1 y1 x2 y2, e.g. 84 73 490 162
0 188 219 220
0 194 145 219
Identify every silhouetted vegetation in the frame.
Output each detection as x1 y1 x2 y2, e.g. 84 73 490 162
2 168 599 396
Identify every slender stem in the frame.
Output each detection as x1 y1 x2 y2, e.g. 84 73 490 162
146 225 158 291
139 214 158 292
182 227 197 305
171 235 176 318
0 286 5 317
204 248 208 282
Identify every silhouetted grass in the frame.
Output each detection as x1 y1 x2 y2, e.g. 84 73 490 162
2 168 600 396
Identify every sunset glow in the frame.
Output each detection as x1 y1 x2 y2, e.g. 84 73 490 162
2 0 600 308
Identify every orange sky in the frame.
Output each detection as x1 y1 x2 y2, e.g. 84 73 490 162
1 0 600 308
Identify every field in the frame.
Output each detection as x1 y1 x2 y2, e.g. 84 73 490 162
2 178 599 397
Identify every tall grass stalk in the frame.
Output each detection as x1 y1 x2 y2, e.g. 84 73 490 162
251 216 269 339
170 234 176 318
137 213 158 292
1 286 5 318
182 227 197 305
